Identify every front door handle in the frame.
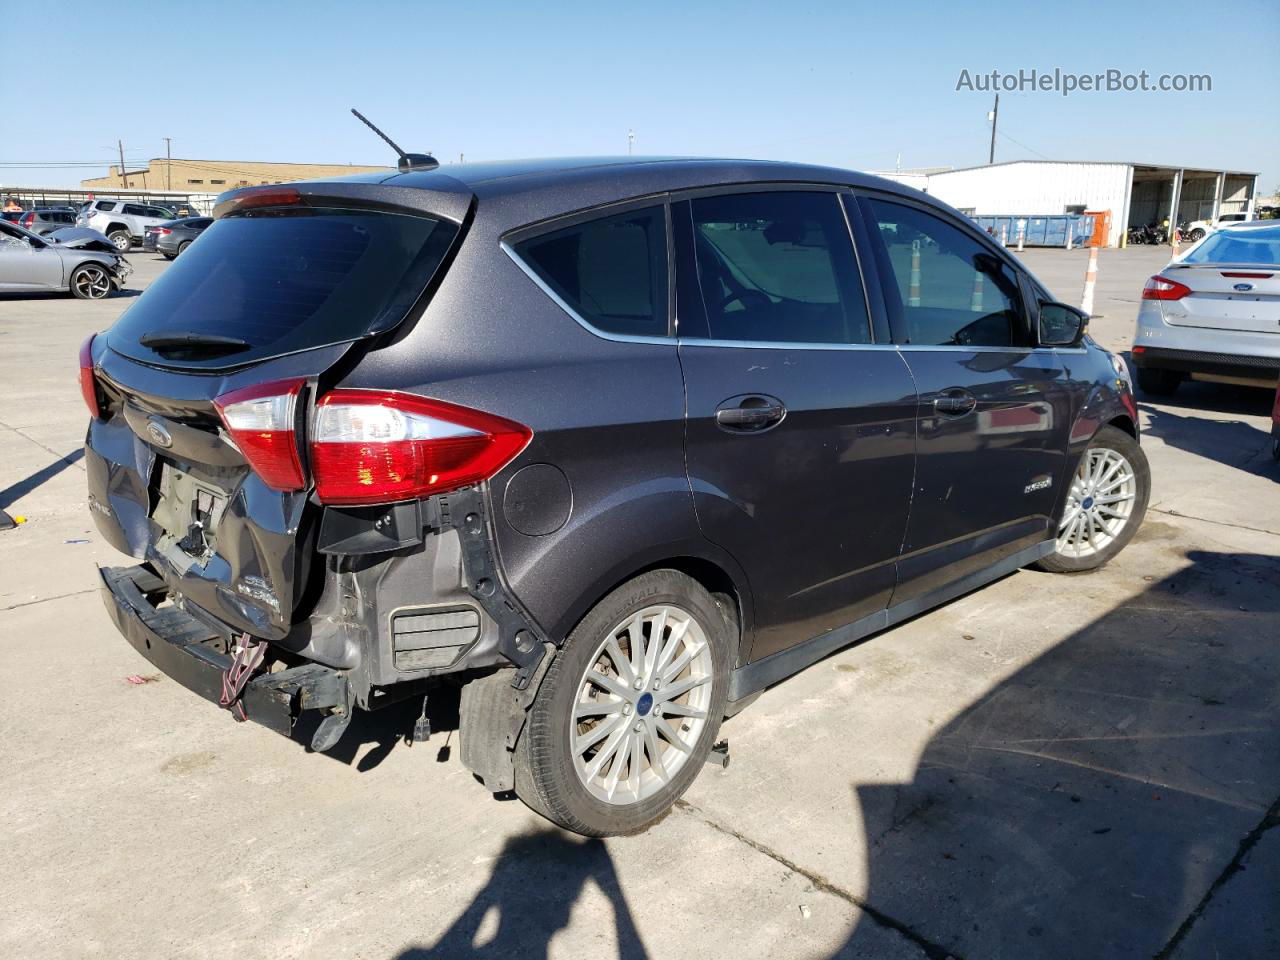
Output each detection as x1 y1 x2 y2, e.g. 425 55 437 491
715 395 787 432
933 389 977 416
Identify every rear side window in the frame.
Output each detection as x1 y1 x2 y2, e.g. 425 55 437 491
1183 225 1280 265
868 199 1025 347
96 201 117 212
687 191 870 344
108 207 458 368
513 206 668 337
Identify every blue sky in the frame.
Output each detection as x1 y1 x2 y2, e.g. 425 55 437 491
5 0 1278 190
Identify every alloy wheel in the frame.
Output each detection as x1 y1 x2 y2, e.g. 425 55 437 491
74 265 112 299
1057 447 1137 558
570 604 714 805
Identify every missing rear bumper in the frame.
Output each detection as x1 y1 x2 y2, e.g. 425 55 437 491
99 563 348 737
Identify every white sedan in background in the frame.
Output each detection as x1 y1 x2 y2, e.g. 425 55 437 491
1131 221 1280 396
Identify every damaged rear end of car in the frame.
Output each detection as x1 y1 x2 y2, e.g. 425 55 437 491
85 177 548 751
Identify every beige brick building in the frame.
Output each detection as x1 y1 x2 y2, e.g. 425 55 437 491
82 158 393 191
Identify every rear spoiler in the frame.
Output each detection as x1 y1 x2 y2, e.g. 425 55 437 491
213 176 474 224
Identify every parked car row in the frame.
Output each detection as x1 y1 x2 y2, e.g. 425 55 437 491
143 217 213 258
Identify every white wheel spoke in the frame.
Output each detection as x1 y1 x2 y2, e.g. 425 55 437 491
626 730 643 799
603 636 636 686
644 607 667 678
586 670 629 700
585 723 629 781
626 613 646 679
659 701 707 720
575 697 623 719
653 617 689 677
655 717 692 753
576 714 622 753
657 673 709 705
642 722 669 783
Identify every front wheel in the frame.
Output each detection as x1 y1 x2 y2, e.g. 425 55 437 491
69 263 114 300
1189 228 1206 242
515 570 731 836
107 230 131 251
1038 425 1150 573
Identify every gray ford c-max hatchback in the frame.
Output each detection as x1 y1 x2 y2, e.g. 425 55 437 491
83 157 1148 836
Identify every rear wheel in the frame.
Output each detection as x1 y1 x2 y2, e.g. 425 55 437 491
515 569 730 836
1136 366 1182 397
177 240 191 256
107 230 131 251
1038 426 1149 573
69 263 113 300
1189 228 1206 242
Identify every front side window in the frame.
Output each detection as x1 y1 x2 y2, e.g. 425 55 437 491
513 205 668 338
868 199 1025 347
688 191 870 344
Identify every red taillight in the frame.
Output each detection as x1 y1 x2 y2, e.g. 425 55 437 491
310 390 531 506
1142 275 1192 301
21 213 33 227
214 379 306 492
155 227 172 236
79 334 103 418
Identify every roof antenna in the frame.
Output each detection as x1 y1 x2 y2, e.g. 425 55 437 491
350 108 439 173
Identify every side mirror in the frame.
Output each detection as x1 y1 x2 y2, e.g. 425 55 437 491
1038 301 1087 347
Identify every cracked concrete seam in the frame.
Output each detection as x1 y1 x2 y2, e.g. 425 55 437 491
674 798 962 960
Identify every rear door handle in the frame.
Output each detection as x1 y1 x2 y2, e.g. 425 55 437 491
932 390 977 416
715 395 787 432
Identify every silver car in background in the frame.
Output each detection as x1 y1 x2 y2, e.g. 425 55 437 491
1132 221 1280 396
0 220 132 299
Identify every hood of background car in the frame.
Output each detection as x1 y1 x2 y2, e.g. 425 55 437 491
46 227 118 253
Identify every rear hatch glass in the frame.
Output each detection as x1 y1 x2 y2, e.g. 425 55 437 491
107 206 458 369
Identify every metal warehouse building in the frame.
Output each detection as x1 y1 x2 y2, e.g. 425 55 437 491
882 161 1259 247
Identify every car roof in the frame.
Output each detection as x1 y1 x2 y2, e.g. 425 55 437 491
1220 220 1277 231
371 155 934 231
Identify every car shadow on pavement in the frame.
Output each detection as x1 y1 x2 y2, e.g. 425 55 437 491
0 448 83 510
829 545 1280 959
1141 405 1277 479
394 830 650 960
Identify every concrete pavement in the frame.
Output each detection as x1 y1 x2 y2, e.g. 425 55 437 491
1 247 1276 959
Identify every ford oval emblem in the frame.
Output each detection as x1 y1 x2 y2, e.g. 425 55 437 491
1233 282 1254 292
145 421 173 448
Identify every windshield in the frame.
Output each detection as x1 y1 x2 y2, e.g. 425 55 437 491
107 206 458 369
1183 225 1280 266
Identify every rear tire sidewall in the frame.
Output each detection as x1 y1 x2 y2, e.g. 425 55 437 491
1136 366 1181 397
515 570 730 836
177 241 190 256
1039 425 1150 574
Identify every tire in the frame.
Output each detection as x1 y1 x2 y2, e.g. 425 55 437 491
1037 425 1150 574
68 263 114 300
514 569 731 836
176 240 191 256
107 230 131 251
1189 228 1206 242
1136 366 1182 397
161 253 175 261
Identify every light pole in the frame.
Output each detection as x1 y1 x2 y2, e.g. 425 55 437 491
628 129 635 156
164 137 172 190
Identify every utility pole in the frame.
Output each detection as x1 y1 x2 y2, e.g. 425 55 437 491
628 129 635 156
118 139 130 188
987 94 999 165
164 137 172 190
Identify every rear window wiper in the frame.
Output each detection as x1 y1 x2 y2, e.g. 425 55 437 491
138 331 251 353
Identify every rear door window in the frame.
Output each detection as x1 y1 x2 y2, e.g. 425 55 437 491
513 206 668 337
107 207 459 368
686 191 870 344
867 199 1026 347
95 201 117 212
